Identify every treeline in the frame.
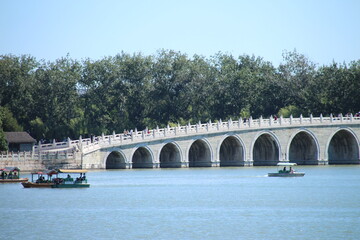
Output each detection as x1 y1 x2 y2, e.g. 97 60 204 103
0 50 359 149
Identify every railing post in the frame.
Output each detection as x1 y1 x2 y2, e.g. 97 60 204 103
340 113 343 123
280 115 283 126
350 113 353 122
259 116 263 127
249 116 252 127
300 114 303 124
217 121 220 130
320 114 323 123
290 115 293 125
238 118 242 128
330 113 333 123
269 115 273 126
310 114 313 123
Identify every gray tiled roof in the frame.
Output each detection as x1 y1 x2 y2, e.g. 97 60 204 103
4 132 36 143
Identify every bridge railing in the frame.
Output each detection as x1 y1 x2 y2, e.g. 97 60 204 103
28 113 360 154
0 150 75 161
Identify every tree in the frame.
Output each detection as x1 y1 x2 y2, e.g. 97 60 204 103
0 108 8 151
277 50 317 114
0 106 23 131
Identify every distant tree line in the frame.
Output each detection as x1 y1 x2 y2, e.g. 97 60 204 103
0 50 359 150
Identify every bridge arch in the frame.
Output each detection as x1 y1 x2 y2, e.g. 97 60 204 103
251 131 280 166
131 146 155 168
188 138 213 167
159 141 183 168
326 128 360 164
104 150 128 169
287 129 319 165
218 135 245 166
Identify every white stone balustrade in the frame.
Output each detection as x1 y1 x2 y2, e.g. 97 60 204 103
18 114 360 156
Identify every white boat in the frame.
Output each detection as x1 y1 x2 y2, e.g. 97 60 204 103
268 163 305 177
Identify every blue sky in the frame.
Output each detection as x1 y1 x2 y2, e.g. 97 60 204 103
1 0 359 66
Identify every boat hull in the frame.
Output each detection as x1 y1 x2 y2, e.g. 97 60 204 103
52 183 90 188
268 172 305 177
0 178 28 183
22 182 54 188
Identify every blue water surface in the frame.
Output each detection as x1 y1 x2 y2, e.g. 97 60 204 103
1 165 360 240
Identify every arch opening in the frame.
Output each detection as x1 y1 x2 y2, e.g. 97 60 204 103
328 130 359 164
289 132 318 165
132 147 153 168
253 133 279 166
106 151 127 169
160 143 182 168
189 139 212 167
220 136 244 166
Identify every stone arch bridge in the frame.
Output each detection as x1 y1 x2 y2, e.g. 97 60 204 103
67 114 360 169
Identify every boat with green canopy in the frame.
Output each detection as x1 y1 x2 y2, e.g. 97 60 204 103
268 163 305 177
22 169 90 188
0 167 28 183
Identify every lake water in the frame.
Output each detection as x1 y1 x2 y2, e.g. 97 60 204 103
1 165 360 240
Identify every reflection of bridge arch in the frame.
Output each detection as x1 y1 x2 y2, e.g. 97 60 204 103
159 142 182 168
287 130 319 165
105 150 127 169
326 128 360 164
188 138 213 167
252 131 280 166
218 135 245 166
131 146 154 168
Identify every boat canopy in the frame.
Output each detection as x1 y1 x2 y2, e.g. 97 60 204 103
277 163 297 166
30 170 58 175
58 169 88 173
2 167 20 172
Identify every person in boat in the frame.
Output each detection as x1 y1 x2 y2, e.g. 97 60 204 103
290 167 294 173
1 171 5 179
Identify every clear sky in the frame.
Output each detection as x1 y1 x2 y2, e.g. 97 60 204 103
1 0 359 66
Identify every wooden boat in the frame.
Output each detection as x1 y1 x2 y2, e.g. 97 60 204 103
0 167 28 183
22 170 57 188
22 169 90 188
52 169 90 188
268 163 305 177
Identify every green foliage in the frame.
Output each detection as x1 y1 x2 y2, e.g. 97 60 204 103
277 105 302 118
29 117 46 141
0 106 23 131
0 50 359 141
0 109 8 151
